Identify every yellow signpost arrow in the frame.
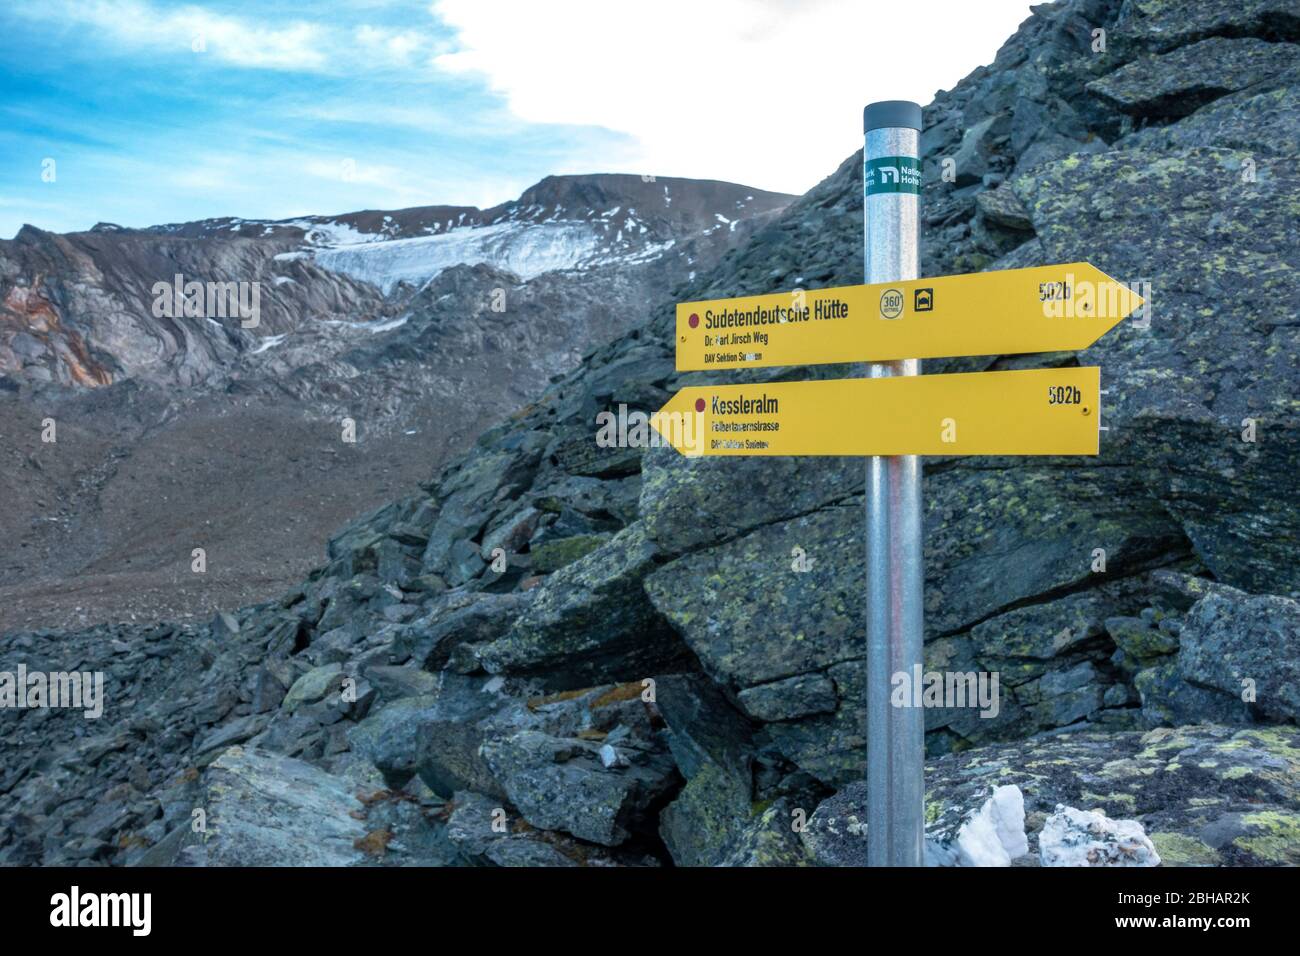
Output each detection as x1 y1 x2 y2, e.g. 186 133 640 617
650 366 1100 457
675 262 1142 371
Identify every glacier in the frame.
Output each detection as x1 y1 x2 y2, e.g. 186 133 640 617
312 221 605 293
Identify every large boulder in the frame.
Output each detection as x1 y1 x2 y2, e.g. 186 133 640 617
478 681 679 846
639 443 859 555
1114 0 1300 56
347 672 530 798
481 730 677 847
717 798 812 867
1118 68 1300 155
645 504 862 692
176 747 369 867
396 591 533 669
1177 582 1300 721
1134 660 1253 727
653 673 758 866
443 790 649 866
478 524 689 688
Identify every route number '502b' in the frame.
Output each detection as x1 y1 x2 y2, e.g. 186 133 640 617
1039 282 1071 301
1048 384 1082 405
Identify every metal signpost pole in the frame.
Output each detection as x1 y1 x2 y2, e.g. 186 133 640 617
863 100 925 866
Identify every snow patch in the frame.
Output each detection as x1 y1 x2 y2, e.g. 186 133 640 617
313 221 604 293
315 314 411 334
285 219 381 247
251 334 287 354
364 315 410 334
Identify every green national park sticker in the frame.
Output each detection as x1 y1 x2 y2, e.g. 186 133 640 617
865 156 922 195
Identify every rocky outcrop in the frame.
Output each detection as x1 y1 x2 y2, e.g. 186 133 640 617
170 746 372 867
2 0 1297 866
805 725 1300 867
1175 579 1300 722
1088 37 1299 117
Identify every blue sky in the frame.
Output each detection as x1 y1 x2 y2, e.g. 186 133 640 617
1 0 1035 237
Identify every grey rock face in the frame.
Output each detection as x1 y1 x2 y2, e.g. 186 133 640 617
1011 146 1299 594
361 664 439 704
975 185 1034 231
1088 38 1300 117
716 799 811 867
737 673 838 722
481 729 677 846
653 673 757 866
347 672 516 798
645 504 862 692
346 695 442 789
444 790 645 867
479 524 688 687
1134 660 1254 727
1115 0 1300 56
639 442 859 555
1177 584 1300 721
397 591 534 669
1118 68 1300 155
283 663 345 713
180 747 369 867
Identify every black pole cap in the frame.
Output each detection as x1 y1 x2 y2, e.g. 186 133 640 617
863 100 923 132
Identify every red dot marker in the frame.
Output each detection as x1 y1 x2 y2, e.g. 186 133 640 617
694 398 706 413
688 313 699 329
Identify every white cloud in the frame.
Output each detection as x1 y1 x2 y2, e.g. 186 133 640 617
431 0 1035 194
353 24 430 65
23 0 328 70
11 0 441 73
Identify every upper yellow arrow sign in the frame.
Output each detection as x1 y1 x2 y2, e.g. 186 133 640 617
675 262 1142 371
650 366 1101 457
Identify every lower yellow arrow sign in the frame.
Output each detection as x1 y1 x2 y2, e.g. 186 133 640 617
651 367 1100 457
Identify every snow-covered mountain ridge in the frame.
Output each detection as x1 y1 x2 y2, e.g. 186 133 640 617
0 174 793 390
146 174 784 295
